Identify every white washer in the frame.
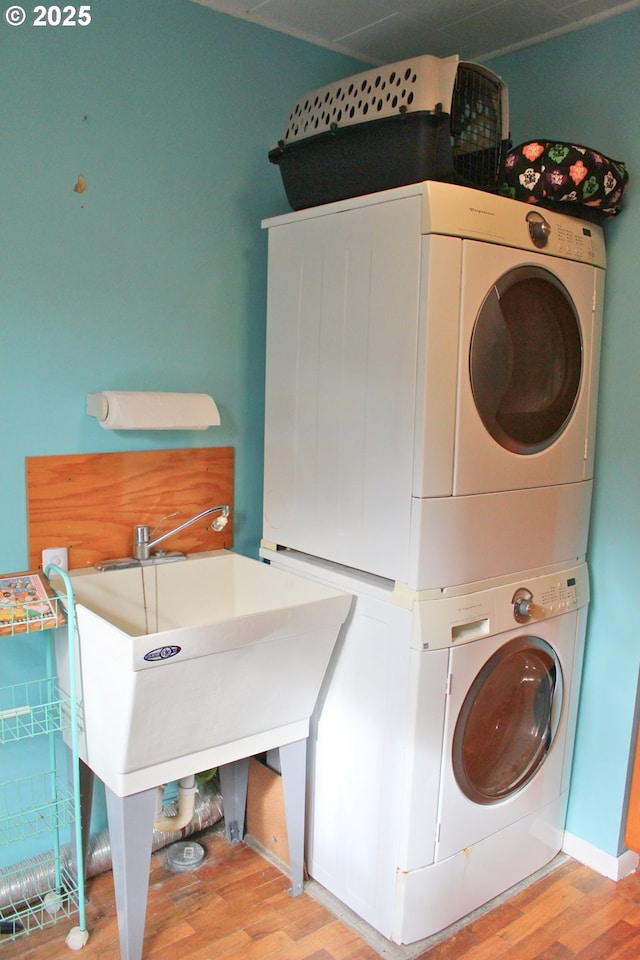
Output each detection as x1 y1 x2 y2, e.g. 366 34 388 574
261 546 589 945
262 182 606 589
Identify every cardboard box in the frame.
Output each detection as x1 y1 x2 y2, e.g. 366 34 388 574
246 756 290 866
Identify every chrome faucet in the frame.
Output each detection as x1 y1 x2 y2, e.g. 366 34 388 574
133 505 230 561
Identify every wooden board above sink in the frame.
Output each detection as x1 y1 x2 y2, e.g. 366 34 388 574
26 447 233 570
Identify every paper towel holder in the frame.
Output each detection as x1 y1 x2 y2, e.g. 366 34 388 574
86 394 110 421
86 391 221 430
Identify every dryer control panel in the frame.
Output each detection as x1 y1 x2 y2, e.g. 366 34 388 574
418 181 606 268
411 562 590 650
526 209 600 262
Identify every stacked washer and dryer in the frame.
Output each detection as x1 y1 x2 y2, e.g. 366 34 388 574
260 59 606 947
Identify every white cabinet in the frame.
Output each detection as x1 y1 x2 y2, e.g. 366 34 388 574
263 192 423 582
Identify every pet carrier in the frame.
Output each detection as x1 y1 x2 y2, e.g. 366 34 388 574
269 55 509 210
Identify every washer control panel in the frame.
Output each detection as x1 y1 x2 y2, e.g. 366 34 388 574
538 575 579 615
412 562 589 650
512 576 579 623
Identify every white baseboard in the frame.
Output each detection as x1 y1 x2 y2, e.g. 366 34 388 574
563 831 639 881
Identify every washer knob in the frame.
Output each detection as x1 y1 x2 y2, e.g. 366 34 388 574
512 587 537 623
515 598 535 620
526 211 551 248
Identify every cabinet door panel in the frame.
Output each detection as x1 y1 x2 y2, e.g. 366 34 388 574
264 196 421 581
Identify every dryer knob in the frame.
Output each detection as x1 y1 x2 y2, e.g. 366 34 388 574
526 211 551 248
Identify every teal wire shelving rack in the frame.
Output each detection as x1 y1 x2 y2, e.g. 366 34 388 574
0 565 87 948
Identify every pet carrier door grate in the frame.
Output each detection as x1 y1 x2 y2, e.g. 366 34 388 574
450 63 509 191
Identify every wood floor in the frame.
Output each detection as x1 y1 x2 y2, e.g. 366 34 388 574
3 826 640 960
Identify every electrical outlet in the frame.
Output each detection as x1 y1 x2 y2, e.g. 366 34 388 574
42 547 69 572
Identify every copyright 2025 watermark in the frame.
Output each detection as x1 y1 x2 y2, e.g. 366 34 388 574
5 5 92 26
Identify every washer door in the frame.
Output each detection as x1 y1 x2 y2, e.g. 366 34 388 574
470 266 582 455
452 636 563 805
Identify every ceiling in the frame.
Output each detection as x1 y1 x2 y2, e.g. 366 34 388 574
192 0 639 64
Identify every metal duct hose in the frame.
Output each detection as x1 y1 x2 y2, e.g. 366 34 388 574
0 781 224 910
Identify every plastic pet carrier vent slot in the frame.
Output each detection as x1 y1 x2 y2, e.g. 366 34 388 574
269 55 509 210
284 62 433 142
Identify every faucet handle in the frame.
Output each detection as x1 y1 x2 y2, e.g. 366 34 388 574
134 524 151 548
132 524 151 561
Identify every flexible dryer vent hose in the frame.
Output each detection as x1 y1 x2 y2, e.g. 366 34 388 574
0 781 224 911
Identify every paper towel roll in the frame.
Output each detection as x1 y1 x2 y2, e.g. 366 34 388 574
86 391 220 430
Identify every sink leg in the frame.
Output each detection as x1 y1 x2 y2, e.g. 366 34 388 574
219 757 250 845
105 785 156 960
79 760 95 879
219 742 306 897
279 738 307 897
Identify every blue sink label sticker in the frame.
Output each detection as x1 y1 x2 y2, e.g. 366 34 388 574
144 645 181 662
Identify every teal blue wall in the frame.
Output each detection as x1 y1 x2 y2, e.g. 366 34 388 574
0 0 362 865
490 10 640 858
1 0 362 569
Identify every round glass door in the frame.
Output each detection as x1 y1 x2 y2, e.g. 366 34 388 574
470 266 582 454
452 636 563 805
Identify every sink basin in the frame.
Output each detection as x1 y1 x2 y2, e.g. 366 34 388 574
54 551 351 796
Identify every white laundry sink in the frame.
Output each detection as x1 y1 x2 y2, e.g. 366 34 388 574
54 550 351 796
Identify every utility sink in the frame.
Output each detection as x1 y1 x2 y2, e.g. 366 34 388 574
54 550 351 796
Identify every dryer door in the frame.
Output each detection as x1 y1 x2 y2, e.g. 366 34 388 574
450 241 602 496
452 635 563 805
470 267 582 455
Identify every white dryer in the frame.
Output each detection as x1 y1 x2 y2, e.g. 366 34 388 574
262 546 589 945
262 182 606 589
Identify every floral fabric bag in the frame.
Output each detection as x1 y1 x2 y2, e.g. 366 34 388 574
499 140 629 222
